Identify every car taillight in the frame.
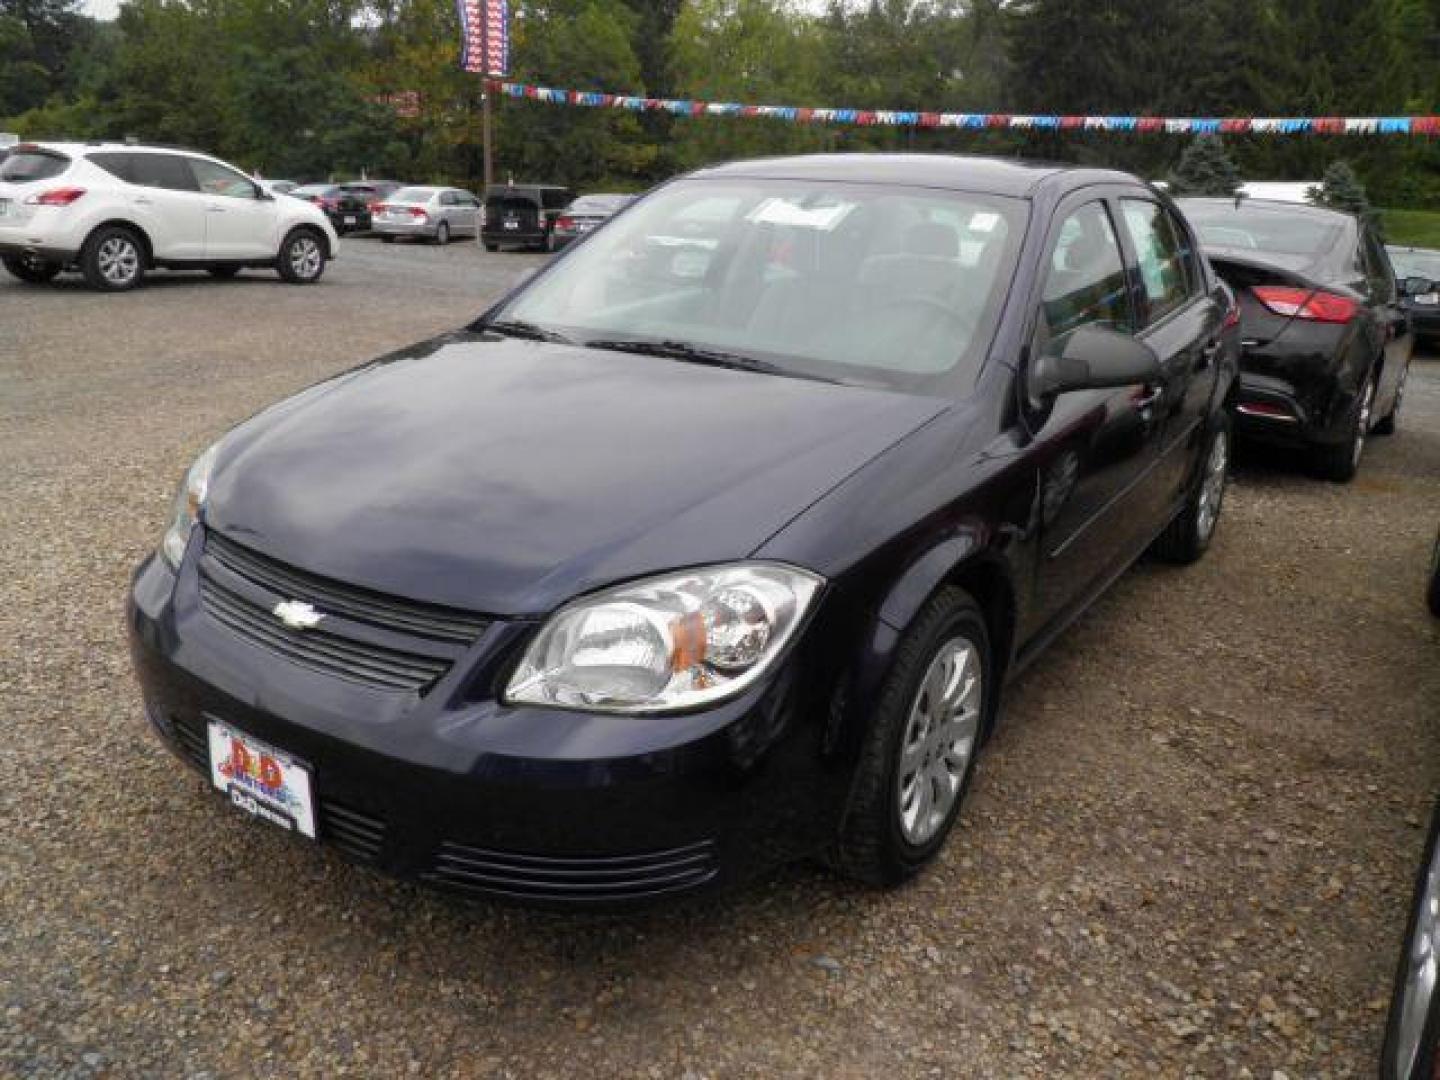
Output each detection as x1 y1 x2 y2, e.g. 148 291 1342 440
556 216 575 230
368 201 382 213
408 207 428 220
25 187 86 206
1252 285 1358 324
1223 303 1241 330
316 197 336 210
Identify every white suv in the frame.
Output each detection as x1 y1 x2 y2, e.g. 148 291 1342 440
0 142 340 291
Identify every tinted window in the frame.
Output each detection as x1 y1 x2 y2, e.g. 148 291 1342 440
1120 199 1190 325
1039 201 1133 346
0 149 70 183
131 154 198 192
392 187 435 203
495 178 1026 393
542 189 575 210
189 158 258 199
87 152 134 182
440 190 458 206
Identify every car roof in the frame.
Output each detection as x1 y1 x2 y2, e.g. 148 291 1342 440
689 153 1138 198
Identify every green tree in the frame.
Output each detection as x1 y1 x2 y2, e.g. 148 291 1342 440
1168 135 1241 196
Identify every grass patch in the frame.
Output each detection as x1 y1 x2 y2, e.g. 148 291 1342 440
1382 208 1440 249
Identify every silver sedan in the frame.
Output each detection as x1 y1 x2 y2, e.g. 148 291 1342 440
373 186 481 245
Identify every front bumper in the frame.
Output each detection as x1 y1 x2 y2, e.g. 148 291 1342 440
126 541 845 908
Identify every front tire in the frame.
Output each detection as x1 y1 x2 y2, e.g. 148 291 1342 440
833 587 991 886
276 229 326 284
2 253 61 284
80 225 145 291
1313 372 1376 482
1382 798 1440 1079
1427 530 1440 618
1151 415 1230 564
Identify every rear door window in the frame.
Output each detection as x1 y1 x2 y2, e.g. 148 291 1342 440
130 154 199 192
0 149 70 183
1120 199 1192 326
87 152 135 182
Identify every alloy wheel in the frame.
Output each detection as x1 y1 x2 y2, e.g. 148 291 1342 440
1352 377 1376 469
1396 835 1440 1077
289 236 322 280
98 236 140 286
896 637 982 845
1195 428 1229 543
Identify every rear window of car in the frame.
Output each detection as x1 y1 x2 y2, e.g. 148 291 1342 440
1179 201 1343 256
0 148 70 183
292 184 336 197
391 187 436 203
570 195 631 213
1389 248 1440 281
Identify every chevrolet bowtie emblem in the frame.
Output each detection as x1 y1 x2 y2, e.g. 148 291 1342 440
273 600 324 630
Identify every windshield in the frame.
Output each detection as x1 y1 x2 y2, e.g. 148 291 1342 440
1180 201 1343 256
391 187 436 203
1389 247 1440 281
487 178 1026 394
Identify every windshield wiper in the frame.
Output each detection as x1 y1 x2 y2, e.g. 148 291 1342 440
584 338 836 382
482 318 574 345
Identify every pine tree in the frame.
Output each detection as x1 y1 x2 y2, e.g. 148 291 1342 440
1309 160 1384 239
1168 136 1242 197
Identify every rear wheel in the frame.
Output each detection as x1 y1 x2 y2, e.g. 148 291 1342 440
483 242 499 253
1374 361 1409 435
276 229 326 284
1313 372 1376 482
832 587 991 886
435 222 450 246
80 225 145 291
2 253 61 284
1151 415 1230 564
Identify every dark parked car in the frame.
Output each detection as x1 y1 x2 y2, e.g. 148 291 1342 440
128 154 1237 907
552 193 636 249
291 181 400 234
1388 245 1440 349
1383 786 1440 1079
1178 197 1413 481
481 183 574 252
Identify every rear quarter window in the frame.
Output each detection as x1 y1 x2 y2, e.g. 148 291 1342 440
86 152 134 182
0 149 70 183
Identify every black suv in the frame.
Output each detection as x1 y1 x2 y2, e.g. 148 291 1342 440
481 183 575 252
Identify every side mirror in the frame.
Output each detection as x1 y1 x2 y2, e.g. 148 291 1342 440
1402 276 1434 297
1029 324 1161 405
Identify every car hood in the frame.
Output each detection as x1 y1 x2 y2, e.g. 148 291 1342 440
206 333 948 616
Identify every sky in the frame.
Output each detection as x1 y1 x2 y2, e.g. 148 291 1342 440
83 0 120 19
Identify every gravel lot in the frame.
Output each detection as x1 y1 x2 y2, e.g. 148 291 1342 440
3 238 1440 1078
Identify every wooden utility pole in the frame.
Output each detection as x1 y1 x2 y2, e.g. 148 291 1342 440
480 2 494 188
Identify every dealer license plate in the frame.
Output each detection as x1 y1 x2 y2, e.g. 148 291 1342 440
1416 292 1439 305
503 219 519 229
344 215 357 225
207 720 317 839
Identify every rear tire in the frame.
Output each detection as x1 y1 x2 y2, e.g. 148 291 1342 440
276 228 326 284
832 587 991 887
2 253 61 284
1150 415 1230 564
1374 361 1409 436
1313 372 1376 483
80 225 145 291
435 222 450 246
483 241 499 253
380 234 396 244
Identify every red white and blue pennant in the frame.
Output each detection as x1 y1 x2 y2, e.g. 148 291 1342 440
485 80 1440 135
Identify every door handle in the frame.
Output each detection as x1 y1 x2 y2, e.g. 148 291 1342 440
1133 385 1164 411
134 197 153 206
206 205 226 213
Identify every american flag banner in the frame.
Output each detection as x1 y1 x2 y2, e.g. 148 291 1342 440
458 0 508 76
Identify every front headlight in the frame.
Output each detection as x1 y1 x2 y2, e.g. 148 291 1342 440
505 563 824 714
160 442 219 569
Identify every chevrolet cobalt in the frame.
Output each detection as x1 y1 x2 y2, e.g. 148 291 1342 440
129 155 1237 906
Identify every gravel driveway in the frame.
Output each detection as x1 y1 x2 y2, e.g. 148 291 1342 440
3 239 1439 1078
